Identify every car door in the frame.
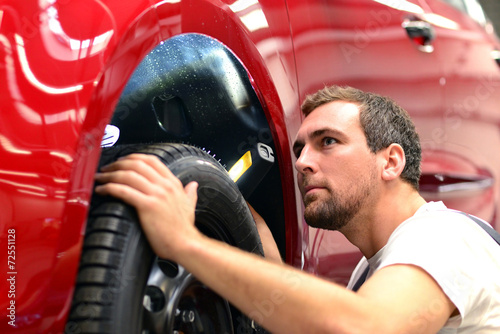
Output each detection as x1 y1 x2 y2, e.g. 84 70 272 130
418 0 500 229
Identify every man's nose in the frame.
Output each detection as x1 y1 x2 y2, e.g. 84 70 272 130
295 146 316 174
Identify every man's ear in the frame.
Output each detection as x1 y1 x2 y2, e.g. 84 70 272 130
380 143 405 181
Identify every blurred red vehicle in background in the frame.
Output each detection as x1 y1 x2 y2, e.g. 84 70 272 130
1 0 499 332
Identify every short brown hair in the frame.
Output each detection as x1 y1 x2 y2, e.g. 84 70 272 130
301 85 421 190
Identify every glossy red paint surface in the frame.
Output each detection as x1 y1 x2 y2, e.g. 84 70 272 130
1 0 499 332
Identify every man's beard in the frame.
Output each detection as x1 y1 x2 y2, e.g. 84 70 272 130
303 171 375 231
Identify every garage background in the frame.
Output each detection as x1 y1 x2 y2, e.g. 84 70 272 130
479 0 500 37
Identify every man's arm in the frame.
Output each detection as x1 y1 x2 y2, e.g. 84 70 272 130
94 154 455 334
247 203 283 263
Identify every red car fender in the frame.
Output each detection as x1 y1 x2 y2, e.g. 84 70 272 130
0 1 299 332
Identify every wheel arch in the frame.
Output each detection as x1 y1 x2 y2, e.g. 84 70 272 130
106 31 289 258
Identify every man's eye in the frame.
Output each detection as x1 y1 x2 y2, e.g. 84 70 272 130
323 137 336 146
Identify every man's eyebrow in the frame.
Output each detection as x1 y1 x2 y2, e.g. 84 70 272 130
302 128 343 143
309 128 341 140
310 127 345 138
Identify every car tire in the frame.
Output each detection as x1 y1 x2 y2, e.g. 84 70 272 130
66 143 265 334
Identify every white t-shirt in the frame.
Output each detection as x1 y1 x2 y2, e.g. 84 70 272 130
347 201 500 333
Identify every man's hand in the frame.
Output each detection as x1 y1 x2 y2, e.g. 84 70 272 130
94 154 201 261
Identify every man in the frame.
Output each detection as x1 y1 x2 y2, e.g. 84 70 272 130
95 85 500 333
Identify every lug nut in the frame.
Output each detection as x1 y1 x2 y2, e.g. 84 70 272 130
181 310 195 323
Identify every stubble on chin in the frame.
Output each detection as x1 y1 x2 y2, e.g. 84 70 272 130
303 194 352 231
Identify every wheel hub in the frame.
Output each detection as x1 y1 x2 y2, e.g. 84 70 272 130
142 258 234 333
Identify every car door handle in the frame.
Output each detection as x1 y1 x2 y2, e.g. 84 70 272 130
402 18 435 53
419 173 494 194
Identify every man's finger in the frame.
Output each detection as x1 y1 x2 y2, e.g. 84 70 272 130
98 155 184 192
94 168 158 196
94 182 149 208
185 181 199 208
117 154 177 180
100 156 164 182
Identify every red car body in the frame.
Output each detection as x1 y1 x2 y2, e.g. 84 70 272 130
1 0 499 332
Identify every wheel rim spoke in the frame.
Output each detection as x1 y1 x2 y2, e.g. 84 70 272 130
142 258 233 333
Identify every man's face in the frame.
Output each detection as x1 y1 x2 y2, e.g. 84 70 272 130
293 101 379 231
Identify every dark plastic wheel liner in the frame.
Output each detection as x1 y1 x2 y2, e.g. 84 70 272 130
67 143 265 334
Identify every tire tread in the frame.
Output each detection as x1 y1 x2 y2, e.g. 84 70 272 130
67 201 137 333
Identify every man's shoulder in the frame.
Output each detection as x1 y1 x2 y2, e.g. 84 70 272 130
398 202 484 236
